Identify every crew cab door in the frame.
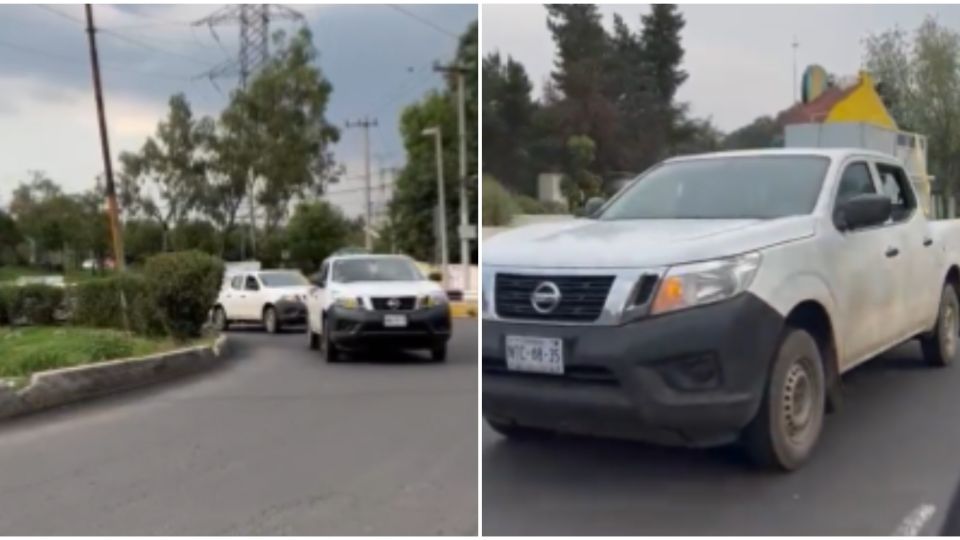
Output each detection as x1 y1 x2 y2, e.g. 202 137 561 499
824 160 901 368
220 275 245 319
875 161 940 335
240 274 264 320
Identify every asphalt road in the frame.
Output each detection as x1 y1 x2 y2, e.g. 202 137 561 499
0 320 477 535
482 340 960 535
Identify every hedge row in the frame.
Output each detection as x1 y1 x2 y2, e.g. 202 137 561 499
0 284 65 326
0 250 224 341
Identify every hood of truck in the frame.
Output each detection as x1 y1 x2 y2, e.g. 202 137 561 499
483 215 817 268
330 280 442 297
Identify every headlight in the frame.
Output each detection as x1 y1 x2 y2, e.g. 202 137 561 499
418 290 448 309
481 267 494 317
650 252 761 315
333 296 362 310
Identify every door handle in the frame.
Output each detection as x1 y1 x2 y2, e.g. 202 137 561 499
886 246 900 258
924 237 934 247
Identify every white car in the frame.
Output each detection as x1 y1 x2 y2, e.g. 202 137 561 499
305 254 452 362
212 269 311 333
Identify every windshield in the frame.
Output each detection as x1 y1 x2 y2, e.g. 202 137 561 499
332 258 423 283
598 156 830 220
258 271 309 287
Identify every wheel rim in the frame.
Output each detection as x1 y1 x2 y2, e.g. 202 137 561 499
781 359 816 445
943 300 958 357
215 309 224 329
266 311 275 332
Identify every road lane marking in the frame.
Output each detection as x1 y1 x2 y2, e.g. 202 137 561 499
894 503 937 536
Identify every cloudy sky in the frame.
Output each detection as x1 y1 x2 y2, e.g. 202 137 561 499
0 4 476 217
483 4 960 133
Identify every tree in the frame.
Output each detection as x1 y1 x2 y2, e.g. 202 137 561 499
123 219 164 264
482 52 538 195
864 17 960 203
722 116 782 150
482 175 519 226
8 173 109 269
545 5 620 178
390 21 478 263
229 28 340 235
286 201 351 273
562 135 602 209
119 94 208 251
0 209 22 265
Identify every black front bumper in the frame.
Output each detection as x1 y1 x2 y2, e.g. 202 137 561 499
328 305 452 350
275 299 307 324
482 292 784 447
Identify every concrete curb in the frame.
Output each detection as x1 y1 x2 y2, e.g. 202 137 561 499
0 334 230 421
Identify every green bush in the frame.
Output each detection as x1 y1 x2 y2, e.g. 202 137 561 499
482 176 519 226
0 285 12 325
1 284 65 325
71 274 164 336
144 251 224 341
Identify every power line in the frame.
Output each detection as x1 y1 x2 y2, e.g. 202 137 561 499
99 29 215 67
386 5 458 40
0 36 195 82
35 5 83 24
31 4 216 73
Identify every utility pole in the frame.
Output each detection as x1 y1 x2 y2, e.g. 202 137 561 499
422 126 448 288
84 4 125 272
194 5 305 258
345 117 377 250
434 62 472 292
792 36 799 103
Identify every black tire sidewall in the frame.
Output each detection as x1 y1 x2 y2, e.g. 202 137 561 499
768 329 825 470
938 286 959 365
264 307 277 334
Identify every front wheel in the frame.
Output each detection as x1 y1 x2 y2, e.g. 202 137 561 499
922 283 959 367
322 317 341 363
742 327 826 471
263 306 280 334
213 306 229 332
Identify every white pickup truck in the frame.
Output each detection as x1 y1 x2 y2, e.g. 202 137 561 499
482 148 960 470
212 269 311 333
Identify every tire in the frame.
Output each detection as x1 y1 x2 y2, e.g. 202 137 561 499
486 418 553 441
743 327 826 471
431 343 448 362
321 317 340 363
921 283 959 367
213 306 229 332
263 306 280 334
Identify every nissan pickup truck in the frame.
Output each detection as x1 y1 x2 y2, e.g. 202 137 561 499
482 148 960 470
305 253 452 362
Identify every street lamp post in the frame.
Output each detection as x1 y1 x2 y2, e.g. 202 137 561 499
422 126 448 289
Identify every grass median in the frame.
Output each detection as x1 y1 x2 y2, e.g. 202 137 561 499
0 327 211 385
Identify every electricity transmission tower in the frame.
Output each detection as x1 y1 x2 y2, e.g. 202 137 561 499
193 5 305 257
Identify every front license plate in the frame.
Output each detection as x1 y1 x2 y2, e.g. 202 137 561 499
383 314 408 328
505 335 564 375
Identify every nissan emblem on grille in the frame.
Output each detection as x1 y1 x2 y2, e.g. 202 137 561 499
530 281 561 314
387 297 400 310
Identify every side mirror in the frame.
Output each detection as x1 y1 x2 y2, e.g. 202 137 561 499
835 194 892 231
583 196 606 217
428 271 443 283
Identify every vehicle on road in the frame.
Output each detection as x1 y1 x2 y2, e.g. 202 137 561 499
306 254 452 362
213 269 310 333
482 148 960 470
